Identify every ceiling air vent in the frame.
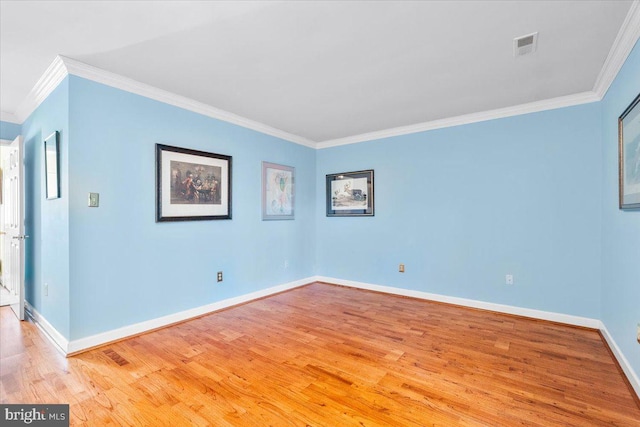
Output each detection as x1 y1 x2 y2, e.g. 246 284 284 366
513 32 538 57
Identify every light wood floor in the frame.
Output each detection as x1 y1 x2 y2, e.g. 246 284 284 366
1 282 639 426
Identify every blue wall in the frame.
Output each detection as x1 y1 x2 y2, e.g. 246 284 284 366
316 103 603 319
600 41 640 377
0 121 21 141
66 76 316 339
10 40 639 388
21 77 71 338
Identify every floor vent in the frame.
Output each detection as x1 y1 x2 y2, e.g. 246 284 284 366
103 349 129 366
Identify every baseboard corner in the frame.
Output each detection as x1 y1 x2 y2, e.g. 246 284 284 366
599 322 640 401
24 301 70 355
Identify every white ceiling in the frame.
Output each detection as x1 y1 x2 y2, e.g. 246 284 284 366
0 1 637 145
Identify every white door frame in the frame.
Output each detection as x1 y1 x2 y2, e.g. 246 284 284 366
1 136 26 320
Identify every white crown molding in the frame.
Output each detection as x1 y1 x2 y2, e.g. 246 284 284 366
14 56 68 123
8 55 315 148
58 56 317 148
316 91 601 149
592 0 640 98
0 111 20 124
317 1 639 149
7 0 638 151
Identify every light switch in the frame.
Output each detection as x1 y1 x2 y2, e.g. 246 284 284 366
88 193 99 207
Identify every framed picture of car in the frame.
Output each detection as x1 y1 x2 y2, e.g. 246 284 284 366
326 169 374 217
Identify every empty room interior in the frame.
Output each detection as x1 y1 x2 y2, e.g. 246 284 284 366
0 1 639 425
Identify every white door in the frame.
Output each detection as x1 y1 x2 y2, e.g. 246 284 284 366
3 136 26 320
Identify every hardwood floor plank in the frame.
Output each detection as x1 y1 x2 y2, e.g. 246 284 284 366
1 282 639 426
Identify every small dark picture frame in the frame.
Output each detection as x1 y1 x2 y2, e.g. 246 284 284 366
44 131 60 200
156 144 232 221
618 92 640 209
326 169 374 217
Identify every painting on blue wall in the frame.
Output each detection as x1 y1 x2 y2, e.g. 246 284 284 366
618 92 640 209
262 162 295 220
326 170 374 217
156 144 232 221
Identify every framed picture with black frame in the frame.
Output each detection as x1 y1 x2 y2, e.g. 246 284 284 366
156 144 232 221
618 92 640 209
326 169 374 217
44 131 60 200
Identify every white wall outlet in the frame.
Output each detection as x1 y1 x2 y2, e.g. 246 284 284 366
44 282 49 296
505 274 514 285
284 260 289 269
399 263 405 273
217 271 223 282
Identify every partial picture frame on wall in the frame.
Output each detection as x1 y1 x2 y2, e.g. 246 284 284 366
618 92 640 209
326 169 374 217
44 131 60 200
156 144 232 221
262 162 295 220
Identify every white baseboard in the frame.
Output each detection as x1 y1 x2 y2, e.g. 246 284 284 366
21 275 640 401
66 277 312 354
315 276 639 400
599 323 640 399
25 301 70 355
315 276 601 328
